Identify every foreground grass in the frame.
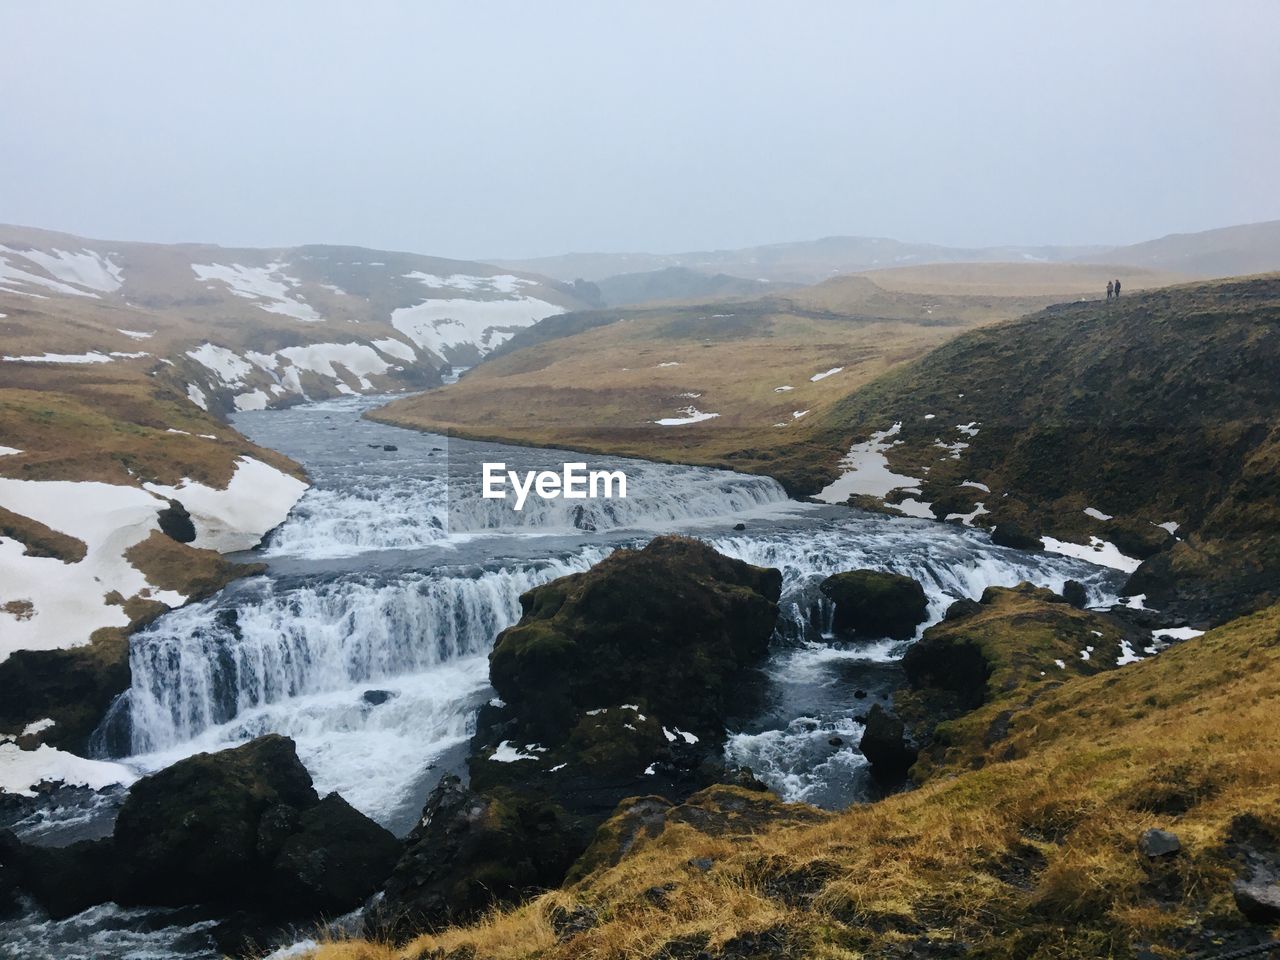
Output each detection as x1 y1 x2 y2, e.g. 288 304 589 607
305 603 1280 959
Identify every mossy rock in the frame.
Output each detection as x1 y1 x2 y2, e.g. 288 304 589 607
819 569 928 640
489 535 781 744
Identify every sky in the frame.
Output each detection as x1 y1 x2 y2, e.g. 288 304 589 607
2 1 1278 260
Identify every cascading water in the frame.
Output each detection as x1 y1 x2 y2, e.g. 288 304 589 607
90 395 1123 829
7 393 1128 959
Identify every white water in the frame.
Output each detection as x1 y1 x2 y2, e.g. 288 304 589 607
4 394 1126 960
85 396 1123 829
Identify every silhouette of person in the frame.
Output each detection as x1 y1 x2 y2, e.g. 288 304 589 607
1107 280 1114 301
1114 278 1121 298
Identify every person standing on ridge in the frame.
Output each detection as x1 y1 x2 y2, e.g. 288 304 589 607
1107 280 1114 301
1114 278 1122 298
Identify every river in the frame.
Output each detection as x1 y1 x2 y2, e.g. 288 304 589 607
1 395 1123 958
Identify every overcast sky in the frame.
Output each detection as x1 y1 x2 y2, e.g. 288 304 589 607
2 1 1278 260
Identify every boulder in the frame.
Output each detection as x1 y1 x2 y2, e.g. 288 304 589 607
156 498 196 543
372 775 579 939
819 570 928 640
1233 869 1280 924
271 792 402 916
5 735 405 924
1061 580 1088 608
1138 828 1182 858
990 521 1041 551
114 734 319 906
488 535 781 743
858 703 918 781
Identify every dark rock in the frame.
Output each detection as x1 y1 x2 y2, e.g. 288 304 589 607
943 597 982 621
549 904 599 941
828 737 844 747
853 689 867 699
1138 828 1182 858
272 792 401 916
11 836 119 919
42 734 406 923
859 703 918 781
361 689 396 706
901 630 991 711
1233 869 1280 924
733 522 746 531
382 444 397 451
819 570 928 640
114 734 318 907
372 775 579 939
0 632 130 753
990 521 1041 551
489 535 780 744
689 856 714 872
1105 517 1174 561
156 499 196 543
0 830 19 918
1061 580 1088 608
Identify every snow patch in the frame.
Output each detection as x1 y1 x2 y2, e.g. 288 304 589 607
391 296 564 359
187 343 253 386
654 407 720 426
191 262 322 322
813 423 924 506
810 366 844 382
0 741 137 797
3 351 114 364
0 478 186 658
144 457 308 553
1040 536 1141 574
1083 507 1113 522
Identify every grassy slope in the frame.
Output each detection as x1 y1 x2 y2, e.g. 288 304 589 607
808 274 1280 621
308 600 1280 960
371 264 1181 484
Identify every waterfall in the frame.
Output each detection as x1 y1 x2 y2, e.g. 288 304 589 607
87 397 1124 831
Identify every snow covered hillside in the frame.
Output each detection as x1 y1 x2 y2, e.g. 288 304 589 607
0 224 588 414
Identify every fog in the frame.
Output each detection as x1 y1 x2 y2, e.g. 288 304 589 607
2 0 1277 259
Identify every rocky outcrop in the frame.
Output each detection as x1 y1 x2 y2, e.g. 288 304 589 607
489 535 781 742
373 536 783 937
12 735 398 924
819 570 928 640
0 630 131 752
857 703 917 781
861 584 1143 783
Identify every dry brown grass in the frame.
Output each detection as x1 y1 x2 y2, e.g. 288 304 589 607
373 272 1149 476
305 603 1280 960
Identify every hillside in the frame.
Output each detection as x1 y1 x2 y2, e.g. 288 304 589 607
494 220 1280 286
1081 220 1280 279
307 594 1280 960
804 274 1280 624
495 236 1107 285
593 266 785 307
1 223 590 414
0 227 583 755
370 264 1183 481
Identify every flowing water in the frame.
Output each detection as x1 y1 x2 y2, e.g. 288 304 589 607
3 395 1124 958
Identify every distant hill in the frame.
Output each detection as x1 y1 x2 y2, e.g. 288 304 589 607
1080 220 1280 278
495 237 1106 285
496 220 1280 286
0 224 589 413
593 266 784 307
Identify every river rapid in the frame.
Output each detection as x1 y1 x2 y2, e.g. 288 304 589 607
1 395 1124 958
